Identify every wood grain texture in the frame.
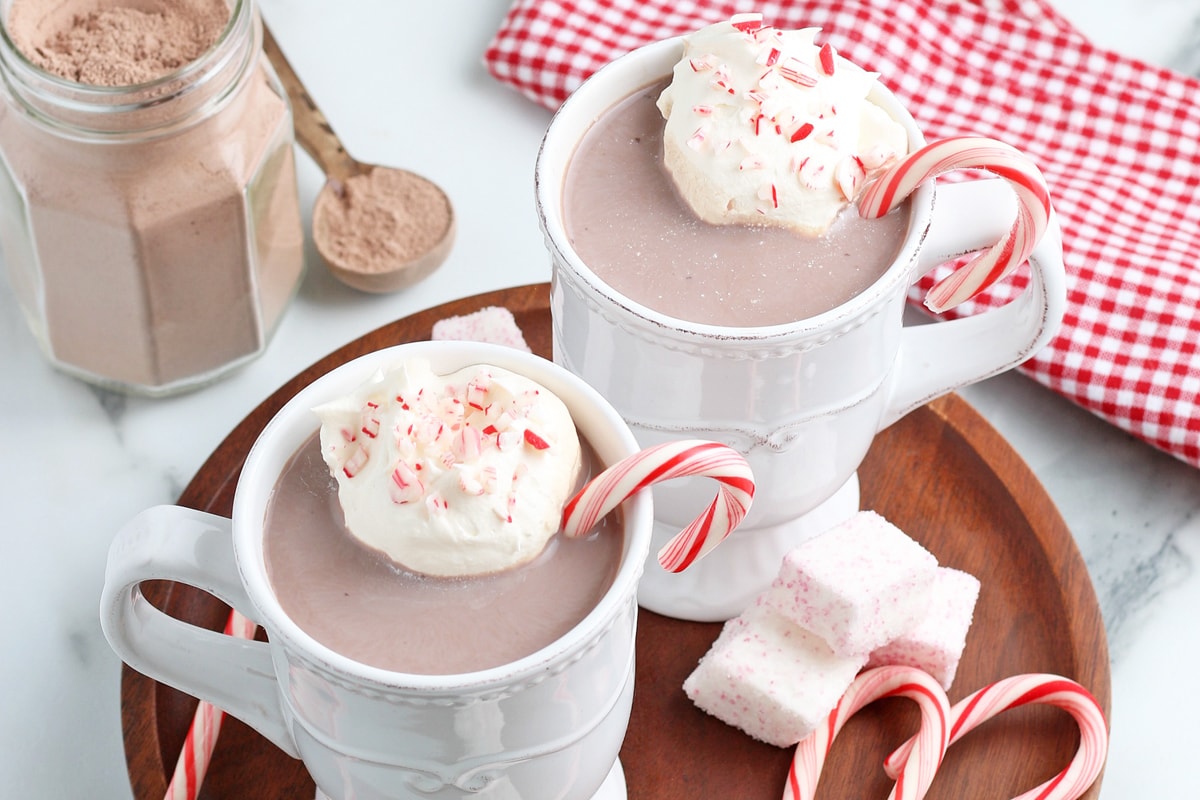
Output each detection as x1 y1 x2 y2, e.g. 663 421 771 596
121 284 1110 799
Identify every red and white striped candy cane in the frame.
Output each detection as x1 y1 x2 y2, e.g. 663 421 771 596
164 608 258 800
560 439 754 573
784 666 950 800
857 136 1052 313
883 673 1107 800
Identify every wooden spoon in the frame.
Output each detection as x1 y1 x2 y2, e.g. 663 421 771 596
262 24 455 293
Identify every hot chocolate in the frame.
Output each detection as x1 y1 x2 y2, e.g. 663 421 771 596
263 432 623 675
562 80 910 327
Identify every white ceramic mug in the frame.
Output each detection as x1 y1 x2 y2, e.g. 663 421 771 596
536 37 1066 622
100 341 653 800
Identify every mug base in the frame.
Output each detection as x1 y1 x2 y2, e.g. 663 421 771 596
636 474 861 622
594 757 627 799
312 758 626 800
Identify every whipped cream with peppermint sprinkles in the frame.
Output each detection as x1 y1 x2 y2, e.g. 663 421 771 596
657 13 908 236
314 359 582 577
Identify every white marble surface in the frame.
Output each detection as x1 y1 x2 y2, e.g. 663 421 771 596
1 0 1196 796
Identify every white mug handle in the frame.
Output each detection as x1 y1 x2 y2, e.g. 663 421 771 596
99 505 298 757
879 176 1067 427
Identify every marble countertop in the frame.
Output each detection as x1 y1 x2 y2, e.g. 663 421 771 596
2 1 1196 796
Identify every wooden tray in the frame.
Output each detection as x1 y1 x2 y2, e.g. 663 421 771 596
121 283 1111 799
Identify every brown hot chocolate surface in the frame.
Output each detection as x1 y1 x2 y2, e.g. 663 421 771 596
563 81 910 328
263 434 624 675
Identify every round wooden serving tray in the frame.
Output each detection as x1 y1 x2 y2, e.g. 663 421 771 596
121 283 1111 799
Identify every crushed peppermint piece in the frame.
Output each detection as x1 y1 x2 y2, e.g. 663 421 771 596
819 42 837 76
757 46 781 66
790 122 815 142
730 12 765 34
777 56 819 86
836 155 867 200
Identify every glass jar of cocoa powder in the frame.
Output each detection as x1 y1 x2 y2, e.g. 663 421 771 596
0 0 305 395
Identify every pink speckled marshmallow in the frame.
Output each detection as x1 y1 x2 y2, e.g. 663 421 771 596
683 599 866 747
866 566 981 690
764 511 938 657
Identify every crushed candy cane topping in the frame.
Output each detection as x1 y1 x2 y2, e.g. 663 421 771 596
656 14 909 236
314 359 582 577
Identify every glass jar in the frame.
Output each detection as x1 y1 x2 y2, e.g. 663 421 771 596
0 0 305 396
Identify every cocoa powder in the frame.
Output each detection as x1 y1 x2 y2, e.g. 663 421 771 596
313 168 453 273
9 0 228 86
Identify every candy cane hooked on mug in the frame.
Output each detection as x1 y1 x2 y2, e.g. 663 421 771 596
561 439 755 572
883 673 1108 800
857 136 1052 313
784 666 950 800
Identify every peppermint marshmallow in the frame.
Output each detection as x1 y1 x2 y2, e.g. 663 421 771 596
763 510 938 657
866 566 981 690
683 599 867 747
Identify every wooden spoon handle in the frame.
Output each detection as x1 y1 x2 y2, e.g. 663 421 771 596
261 22 361 182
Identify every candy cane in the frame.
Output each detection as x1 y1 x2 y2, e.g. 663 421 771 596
857 136 1052 313
164 609 258 800
882 673 1107 800
784 666 950 800
561 439 754 573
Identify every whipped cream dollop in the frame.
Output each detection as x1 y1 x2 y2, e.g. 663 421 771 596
314 360 583 577
657 13 909 236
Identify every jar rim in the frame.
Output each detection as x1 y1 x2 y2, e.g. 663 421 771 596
0 0 247 91
0 0 255 137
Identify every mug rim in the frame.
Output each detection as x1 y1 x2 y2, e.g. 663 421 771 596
535 35 936 342
230 340 653 691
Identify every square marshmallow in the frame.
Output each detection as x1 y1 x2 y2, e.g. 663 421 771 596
683 599 866 747
866 566 981 690
431 306 532 352
763 511 938 657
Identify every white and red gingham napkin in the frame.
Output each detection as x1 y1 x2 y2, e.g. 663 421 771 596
485 0 1200 469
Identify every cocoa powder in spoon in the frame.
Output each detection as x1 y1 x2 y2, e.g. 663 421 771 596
313 168 454 275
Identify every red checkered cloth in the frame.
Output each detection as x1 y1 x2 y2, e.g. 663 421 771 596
485 0 1200 469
